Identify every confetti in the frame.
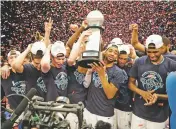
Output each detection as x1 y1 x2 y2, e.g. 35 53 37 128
1 1 175 58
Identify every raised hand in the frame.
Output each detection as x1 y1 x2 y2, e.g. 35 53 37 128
129 23 138 31
88 62 106 77
70 24 79 32
27 43 33 52
45 17 53 32
81 19 88 28
78 30 92 44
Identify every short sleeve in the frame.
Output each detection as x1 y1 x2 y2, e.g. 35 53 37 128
108 68 128 89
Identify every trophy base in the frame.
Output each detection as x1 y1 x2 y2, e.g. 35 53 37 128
77 58 101 68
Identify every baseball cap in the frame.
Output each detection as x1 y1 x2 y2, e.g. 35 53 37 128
118 45 130 55
7 50 21 57
51 41 66 57
105 43 118 50
110 38 123 46
146 34 163 49
105 38 123 50
31 41 46 55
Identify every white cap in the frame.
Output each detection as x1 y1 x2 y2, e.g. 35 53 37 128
118 45 130 55
51 41 66 57
146 34 163 49
106 43 118 50
8 50 21 57
31 41 46 55
110 38 123 46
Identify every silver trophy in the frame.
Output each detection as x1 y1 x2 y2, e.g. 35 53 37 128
78 10 104 68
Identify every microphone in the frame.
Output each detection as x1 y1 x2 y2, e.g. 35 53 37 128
2 88 37 129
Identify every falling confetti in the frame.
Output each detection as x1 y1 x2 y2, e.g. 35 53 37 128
1 1 175 59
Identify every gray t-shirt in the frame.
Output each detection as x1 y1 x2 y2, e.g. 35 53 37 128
43 65 68 101
85 64 128 117
129 56 176 122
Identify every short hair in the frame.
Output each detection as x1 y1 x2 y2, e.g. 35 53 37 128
147 43 156 49
26 52 32 62
31 50 43 59
26 52 31 59
95 120 111 129
162 36 171 45
119 50 127 55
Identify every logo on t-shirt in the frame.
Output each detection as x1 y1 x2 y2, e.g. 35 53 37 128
140 71 164 91
37 77 47 93
55 72 68 90
74 70 85 84
11 81 26 95
92 72 108 89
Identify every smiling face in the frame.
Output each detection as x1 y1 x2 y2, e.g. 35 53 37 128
104 46 118 63
146 44 163 63
32 58 42 71
8 55 18 66
118 53 128 68
51 54 65 68
31 53 43 71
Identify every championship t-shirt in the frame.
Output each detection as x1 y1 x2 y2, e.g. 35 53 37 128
43 64 68 101
23 64 47 99
85 64 128 117
129 56 176 122
1 70 26 109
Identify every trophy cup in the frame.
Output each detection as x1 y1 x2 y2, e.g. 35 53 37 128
77 10 104 68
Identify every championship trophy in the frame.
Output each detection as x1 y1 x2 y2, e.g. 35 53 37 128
77 10 104 68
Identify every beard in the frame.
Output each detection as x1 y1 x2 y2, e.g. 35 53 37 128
104 56 115 64
149 55 162 63
118 63 125 68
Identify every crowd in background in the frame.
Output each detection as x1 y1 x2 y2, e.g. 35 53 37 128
1 1 176 58
1 1 176 129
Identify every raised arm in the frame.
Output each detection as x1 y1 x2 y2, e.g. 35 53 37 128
41 45 52 73
66 20 88 50
130 24 145 53
44 17 53 47
90 63 118 99
12 44 32 73
67 30 92 66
